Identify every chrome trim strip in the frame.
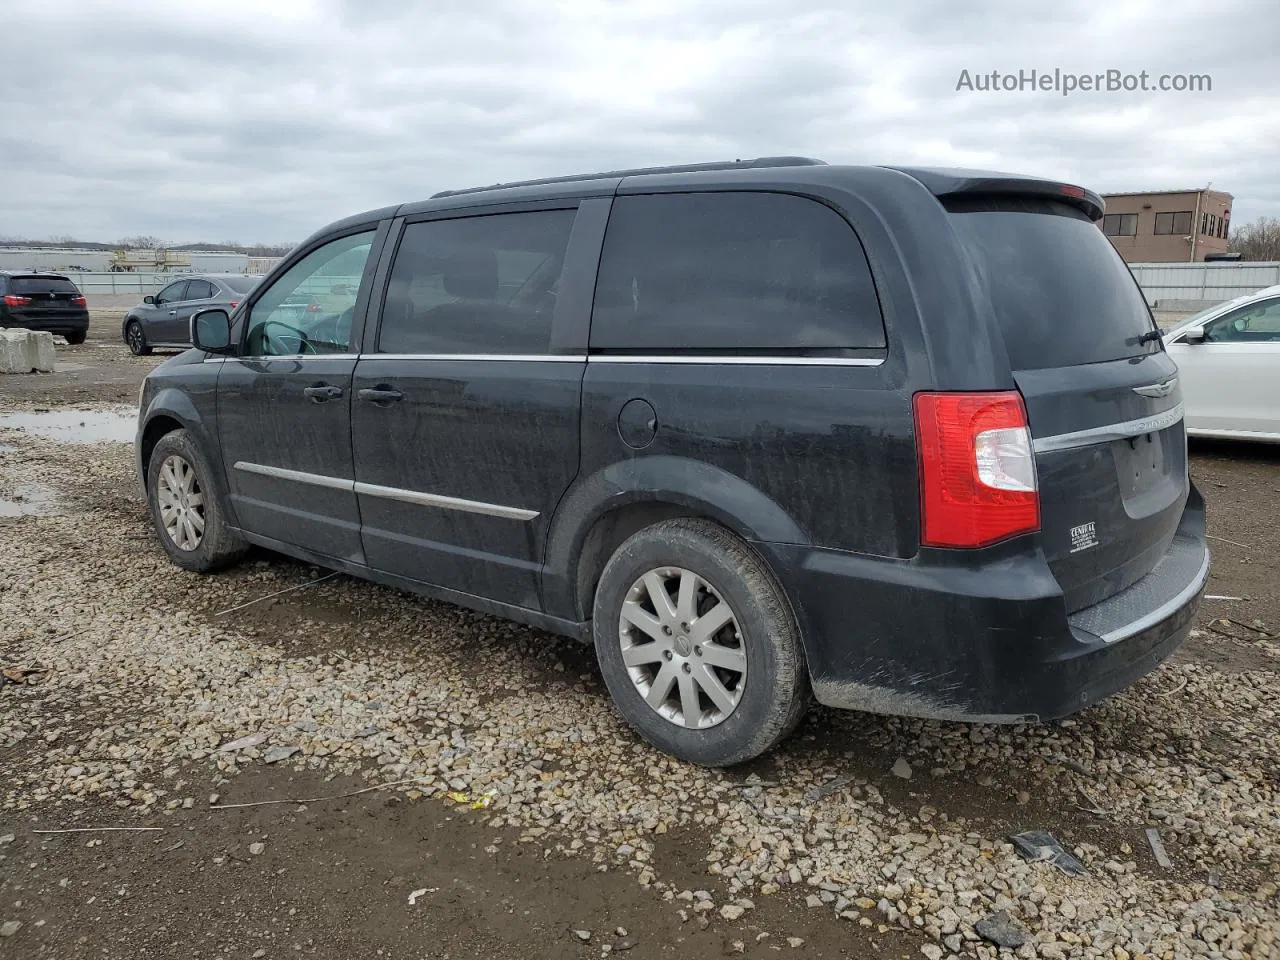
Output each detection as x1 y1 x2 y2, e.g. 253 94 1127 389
232 461 355 492
368 354 583 362
1033 403 1185 454
586 355 886 366
353 481 539 521
209 353 359 363
231 462 540 521
209 353 885 366
1097 547 1210 645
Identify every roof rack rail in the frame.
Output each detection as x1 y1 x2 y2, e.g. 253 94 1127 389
429 156 827 199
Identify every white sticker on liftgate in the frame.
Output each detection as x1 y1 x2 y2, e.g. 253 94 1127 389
1070 521 1099 554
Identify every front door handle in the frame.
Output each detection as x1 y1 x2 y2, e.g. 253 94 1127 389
303 384 345 403
358 386 404 406
168 310 178 316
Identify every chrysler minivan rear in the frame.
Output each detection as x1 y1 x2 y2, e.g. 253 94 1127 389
782 172 1208 723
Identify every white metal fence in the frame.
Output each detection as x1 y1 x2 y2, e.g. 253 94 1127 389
59 272 189 297
1129 262 1280 304
60 261 1280 309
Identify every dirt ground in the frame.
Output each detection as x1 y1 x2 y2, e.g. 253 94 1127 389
1 314 1277 960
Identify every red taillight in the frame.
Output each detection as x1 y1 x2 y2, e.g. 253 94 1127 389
72 295 87 307
1060 184 1086 199
913 391 1040 548
227 300 240 309
3 294 31 307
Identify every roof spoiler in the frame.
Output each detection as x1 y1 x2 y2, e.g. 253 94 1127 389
886 166 1105 221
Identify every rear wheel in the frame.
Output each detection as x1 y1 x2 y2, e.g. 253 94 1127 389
146 429 246 572
592 518 809 766
125 320 151 356
65 329 87 345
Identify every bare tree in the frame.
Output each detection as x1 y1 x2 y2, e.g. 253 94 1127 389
1228 217 1280 262
118 235 162 249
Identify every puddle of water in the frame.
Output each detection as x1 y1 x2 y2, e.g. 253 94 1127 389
0 482 62 518
0 407 136 444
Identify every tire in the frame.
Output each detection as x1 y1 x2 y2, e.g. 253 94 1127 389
145 429 246 573
125 319 151 356
592 518 809 766
65 329 87 345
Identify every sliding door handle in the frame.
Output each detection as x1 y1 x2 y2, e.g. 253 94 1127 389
358 386 404 406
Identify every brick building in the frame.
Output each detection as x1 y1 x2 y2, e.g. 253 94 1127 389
1098 188 1232 262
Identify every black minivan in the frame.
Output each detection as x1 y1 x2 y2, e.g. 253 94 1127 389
136 158 1208 766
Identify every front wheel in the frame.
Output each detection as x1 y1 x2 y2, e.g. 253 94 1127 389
146 429 246 572
592 518 809 766
125 320 151 356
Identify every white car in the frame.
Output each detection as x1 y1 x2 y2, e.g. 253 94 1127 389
1162 283 1280 442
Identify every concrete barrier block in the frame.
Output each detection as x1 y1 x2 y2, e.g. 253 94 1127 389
30 331 56 372
0 330 32 373
0 328 55 374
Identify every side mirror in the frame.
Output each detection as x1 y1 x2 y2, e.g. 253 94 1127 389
143 295 155 305
191 308 234 353
1181 324 1207 344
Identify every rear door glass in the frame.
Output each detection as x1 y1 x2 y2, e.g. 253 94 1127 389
379 210 576 355
187 280 217 300
11 277 80 295
946 198 1159 370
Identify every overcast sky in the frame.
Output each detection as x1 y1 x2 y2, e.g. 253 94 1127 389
1 0 1276 245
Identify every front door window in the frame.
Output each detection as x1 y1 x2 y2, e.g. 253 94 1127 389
243 232 375 356
155 281 188 307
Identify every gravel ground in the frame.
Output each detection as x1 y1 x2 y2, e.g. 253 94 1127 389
1 329 1278 959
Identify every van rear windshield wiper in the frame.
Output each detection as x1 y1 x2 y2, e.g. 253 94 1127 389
1136 329 1163 345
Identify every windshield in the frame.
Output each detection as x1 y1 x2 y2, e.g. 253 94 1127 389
947 198 1160 370
1168 298 1244 333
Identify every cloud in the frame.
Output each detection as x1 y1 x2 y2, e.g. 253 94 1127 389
0 0 1276 243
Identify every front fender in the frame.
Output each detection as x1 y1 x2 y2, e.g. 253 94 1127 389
540 455 809 619
136 380 230 518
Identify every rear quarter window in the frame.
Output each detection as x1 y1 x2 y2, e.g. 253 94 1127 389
946 198 1159 370
11 277 81 295
590 191 885 354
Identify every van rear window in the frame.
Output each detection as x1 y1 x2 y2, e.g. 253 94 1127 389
591 191 885 354
946 198 1159 370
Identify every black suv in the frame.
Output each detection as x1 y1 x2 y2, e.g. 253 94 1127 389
0 272 90 343
136 157 1208 766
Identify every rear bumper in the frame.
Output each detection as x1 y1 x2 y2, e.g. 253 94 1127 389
757 484 1208 723
2 314 89 333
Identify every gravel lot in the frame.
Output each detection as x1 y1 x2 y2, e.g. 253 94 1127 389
2 320 1278 959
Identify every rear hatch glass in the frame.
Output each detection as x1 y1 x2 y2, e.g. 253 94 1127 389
11 276 81 296
947 198 1187 614
946 197 1160 369
6 276 85 318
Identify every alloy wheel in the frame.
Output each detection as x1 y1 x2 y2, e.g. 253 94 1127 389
618 566 746 729
156 454 205 551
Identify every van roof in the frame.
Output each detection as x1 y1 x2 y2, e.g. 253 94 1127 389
303 159 1106 247
425 159 1104 220
428 157 828 199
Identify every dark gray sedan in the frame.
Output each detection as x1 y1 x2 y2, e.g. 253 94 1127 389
122 274 262 355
